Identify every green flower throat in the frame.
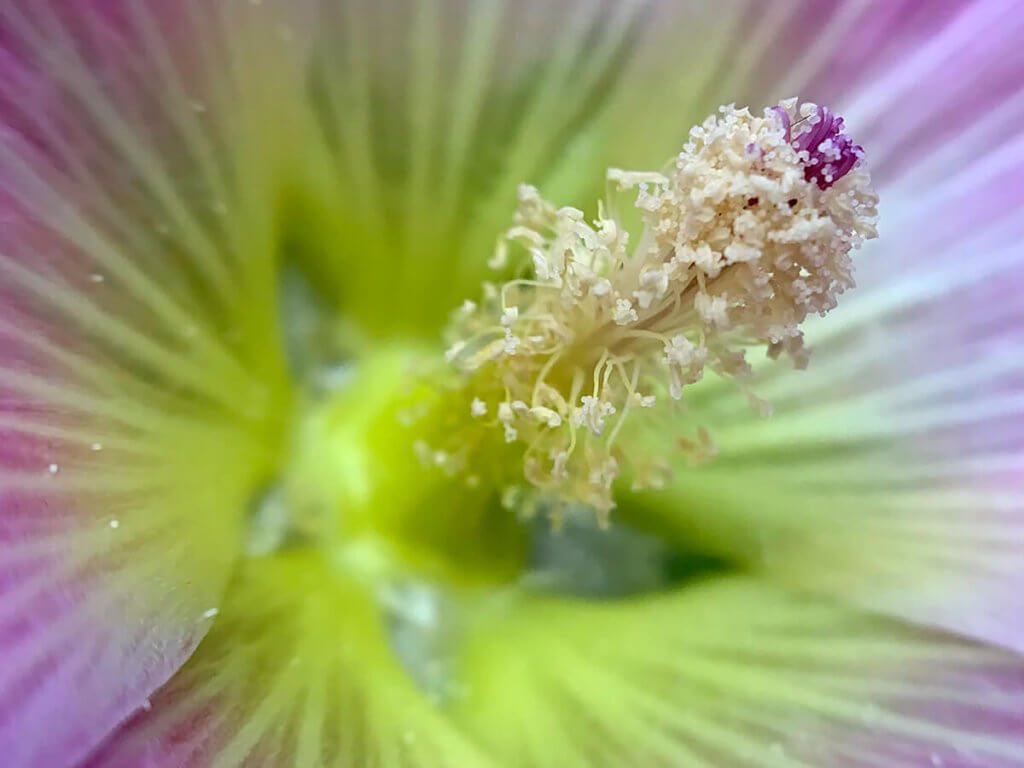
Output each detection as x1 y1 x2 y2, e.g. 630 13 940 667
245 102 879 674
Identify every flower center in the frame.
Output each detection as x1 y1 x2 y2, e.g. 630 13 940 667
245 332 530 587
235 100 877 701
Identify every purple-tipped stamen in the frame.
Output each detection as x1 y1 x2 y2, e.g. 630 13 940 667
775 104 863 190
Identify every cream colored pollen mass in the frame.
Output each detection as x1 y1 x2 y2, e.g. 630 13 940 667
438 101 878 522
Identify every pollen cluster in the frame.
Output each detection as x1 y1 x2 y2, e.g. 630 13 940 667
437 101 878 523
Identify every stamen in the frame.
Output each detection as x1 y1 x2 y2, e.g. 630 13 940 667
435 101 878 522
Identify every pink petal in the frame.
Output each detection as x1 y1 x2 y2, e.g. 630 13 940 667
0 4 283 765
0 375 266 767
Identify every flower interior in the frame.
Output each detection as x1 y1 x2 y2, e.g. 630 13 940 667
10 6 1024 766
232 99 880 699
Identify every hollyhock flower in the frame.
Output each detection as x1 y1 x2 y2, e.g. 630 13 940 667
1 1 1022 767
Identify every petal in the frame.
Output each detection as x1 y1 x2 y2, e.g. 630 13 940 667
0 241 277 765
0 422 266 768
453 577 1024 767
85 554 495 768
0 4 287 764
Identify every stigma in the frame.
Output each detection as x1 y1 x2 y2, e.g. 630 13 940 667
437 101 878 523
772 99 865 190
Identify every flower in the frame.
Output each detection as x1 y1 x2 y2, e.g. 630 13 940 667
1 2 1023 767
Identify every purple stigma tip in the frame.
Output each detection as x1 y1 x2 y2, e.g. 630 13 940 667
777 105 863 190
